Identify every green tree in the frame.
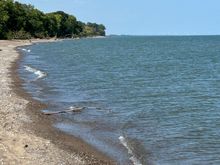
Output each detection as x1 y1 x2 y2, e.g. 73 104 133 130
25 8 45 37
44 13 59 37
0 0 106 39
0 0 10 38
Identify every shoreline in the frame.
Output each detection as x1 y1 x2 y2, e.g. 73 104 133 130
0 40 115 164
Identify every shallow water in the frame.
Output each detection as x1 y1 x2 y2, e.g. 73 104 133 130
19 36 220 165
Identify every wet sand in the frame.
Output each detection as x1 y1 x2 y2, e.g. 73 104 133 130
0 40 115 165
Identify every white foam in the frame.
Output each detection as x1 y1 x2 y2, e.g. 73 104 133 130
21 48 31 52
24 65 47 80
69 106 75 110
119 136 142 165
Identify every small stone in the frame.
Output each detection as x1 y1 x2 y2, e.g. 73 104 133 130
24 144 28 148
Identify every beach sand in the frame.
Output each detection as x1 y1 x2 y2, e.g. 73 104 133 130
0 40 115 165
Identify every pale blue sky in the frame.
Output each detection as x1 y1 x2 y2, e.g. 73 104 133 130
16 0 220 35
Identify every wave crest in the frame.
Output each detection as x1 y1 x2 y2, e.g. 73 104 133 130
21 48 31 52
24 65 47 80
119 136 142 165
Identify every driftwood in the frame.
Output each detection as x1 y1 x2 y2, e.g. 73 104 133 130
42 107 85 115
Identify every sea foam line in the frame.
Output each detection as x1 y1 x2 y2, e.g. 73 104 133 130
119 136 142 165
19 48 31 52
24 65 47 80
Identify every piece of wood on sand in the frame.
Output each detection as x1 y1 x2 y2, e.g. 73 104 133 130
42 107 85 115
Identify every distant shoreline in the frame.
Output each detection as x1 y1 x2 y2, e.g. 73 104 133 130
0 39 115 165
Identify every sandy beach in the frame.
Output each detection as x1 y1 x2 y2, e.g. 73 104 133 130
0 40 115 165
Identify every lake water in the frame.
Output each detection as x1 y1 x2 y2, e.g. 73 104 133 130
19 36 220 165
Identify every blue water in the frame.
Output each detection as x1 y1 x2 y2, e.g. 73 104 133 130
19 36 220 165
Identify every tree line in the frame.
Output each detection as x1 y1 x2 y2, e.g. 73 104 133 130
0 0 106 39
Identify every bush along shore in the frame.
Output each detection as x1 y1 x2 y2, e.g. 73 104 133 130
0 0 106 39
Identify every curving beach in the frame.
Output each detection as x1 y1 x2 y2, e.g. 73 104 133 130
0 40 115 165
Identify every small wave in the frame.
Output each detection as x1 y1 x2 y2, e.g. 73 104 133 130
21 48 31 52
119 136 142 165
24 65 47 80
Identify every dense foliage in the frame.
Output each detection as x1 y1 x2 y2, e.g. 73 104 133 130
0 0 106 39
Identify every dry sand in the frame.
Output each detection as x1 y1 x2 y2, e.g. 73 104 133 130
0 40 115 165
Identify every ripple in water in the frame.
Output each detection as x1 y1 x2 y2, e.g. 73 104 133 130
19 36 220 165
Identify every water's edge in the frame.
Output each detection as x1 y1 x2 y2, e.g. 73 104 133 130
13 44 117 165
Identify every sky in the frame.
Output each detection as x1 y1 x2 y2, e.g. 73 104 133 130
16 0 220 35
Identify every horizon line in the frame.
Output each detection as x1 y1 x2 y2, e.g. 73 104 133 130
107 34 220 37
